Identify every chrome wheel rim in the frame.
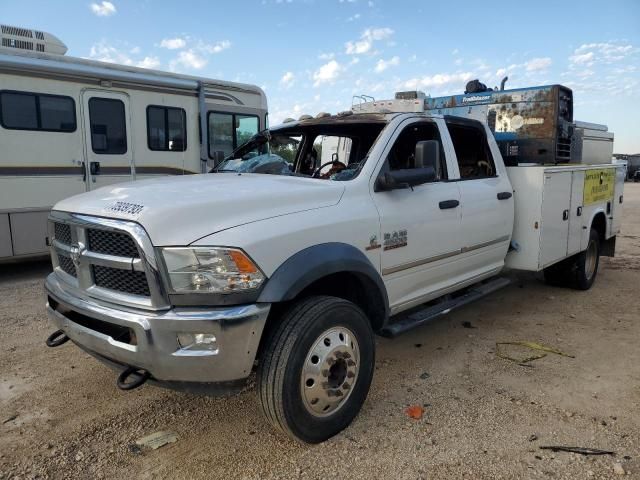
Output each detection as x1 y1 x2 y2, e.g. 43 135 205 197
300 326 360 417
585 240 598 280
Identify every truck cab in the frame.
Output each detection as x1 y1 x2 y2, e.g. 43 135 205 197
44 107 620 443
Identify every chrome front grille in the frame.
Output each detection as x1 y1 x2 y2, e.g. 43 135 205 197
93 265 150 296
54 222 72 245
87 229 139 258
58 255 77 277
49 213 168 310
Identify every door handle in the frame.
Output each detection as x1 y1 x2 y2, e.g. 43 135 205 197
439 200 459 209
497 191 512 200
577 206 583 216
90 161 101 175
563 209 569 221
81 161 86 182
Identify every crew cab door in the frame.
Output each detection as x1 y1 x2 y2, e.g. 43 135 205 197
372 118 462 312
444 117 513 276
81 90 134 190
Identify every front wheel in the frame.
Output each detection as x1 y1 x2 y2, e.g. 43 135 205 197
258 296 375 443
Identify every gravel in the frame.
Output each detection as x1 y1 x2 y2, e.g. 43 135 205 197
1 184 639 479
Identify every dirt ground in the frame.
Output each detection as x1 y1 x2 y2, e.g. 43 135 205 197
1 185 639 480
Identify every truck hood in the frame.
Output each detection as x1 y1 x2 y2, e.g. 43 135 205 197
54 173 345 245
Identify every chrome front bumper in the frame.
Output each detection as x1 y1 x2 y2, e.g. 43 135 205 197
45 273 270 384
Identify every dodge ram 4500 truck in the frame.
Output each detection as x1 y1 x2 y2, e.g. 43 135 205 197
45 101 624 443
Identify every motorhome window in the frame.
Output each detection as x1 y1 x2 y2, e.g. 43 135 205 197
0 91 76 132
386 122 447 180
236 115 259 147
147 106 187 152
88 98 127 154
208 112 234 161
208 112 259 161
446 122 496 179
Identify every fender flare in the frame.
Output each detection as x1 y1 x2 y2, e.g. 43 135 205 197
257 242 389 322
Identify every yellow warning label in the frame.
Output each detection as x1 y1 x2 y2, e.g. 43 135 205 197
583 169 615 206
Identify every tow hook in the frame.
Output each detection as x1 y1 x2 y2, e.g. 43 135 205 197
46 330 70 347
116 367 151 391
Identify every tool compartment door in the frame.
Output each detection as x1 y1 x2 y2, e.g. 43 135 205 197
611 166 625 236
540 171 571 267
567 170 585 256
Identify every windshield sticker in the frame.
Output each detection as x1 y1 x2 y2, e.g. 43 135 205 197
365 235 381 251
384 230 408 251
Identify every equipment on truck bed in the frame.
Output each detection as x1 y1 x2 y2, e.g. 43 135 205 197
353 80 614 166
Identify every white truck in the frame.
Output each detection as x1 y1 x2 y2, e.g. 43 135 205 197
44 95 624 443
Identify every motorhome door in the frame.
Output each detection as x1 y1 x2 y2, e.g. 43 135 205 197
81 90 134 189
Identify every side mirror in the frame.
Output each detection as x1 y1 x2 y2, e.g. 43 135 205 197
331 152 339 162
415 140 440 178
375 167 436 192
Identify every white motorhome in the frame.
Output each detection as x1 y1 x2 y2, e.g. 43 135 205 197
0 24 267 261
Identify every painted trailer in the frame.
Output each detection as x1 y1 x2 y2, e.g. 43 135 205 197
0 24 267 261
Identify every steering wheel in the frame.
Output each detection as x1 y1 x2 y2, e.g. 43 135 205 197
477 160 494 176
312 160 347 178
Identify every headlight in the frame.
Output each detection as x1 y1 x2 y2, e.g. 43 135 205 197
162 247 265 294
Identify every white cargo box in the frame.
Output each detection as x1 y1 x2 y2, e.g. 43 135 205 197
505 164 625 272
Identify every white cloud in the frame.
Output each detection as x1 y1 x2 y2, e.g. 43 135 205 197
570 51 594 65
345 27 393 55
402 71 475 91
374 55 399 73
313 60 342 86
347 13 361 22
525 57 552 71
89 42 133 64
170 49 207 71
89 42 160 69
90 1 116 16
137 56 161 69
569 43 635 68
160 37 186 50
364 27 393 41
319 52 335 60
201 40 231 54
280 71 295 88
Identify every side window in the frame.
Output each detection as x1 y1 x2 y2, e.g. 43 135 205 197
147 106 187 152
0 91 76 132
208 112 259 161
88 98 127 154
447 122 496 179
386 122 447 180
236 115 259 147
208 112 234 160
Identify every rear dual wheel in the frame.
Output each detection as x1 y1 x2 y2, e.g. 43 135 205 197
258 296 375 443
543 227 600 290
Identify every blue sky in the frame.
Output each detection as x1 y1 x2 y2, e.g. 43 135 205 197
2 0 639 152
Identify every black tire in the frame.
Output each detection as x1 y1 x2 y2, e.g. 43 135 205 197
572 228 600 290
258 295 375 443
543 228 600 290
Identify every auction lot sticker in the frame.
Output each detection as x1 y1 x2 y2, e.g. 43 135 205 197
583 168 615 206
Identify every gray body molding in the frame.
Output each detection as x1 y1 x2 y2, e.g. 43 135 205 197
257 242 389 323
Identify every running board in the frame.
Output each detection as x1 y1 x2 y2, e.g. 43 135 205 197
380 277 511 338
